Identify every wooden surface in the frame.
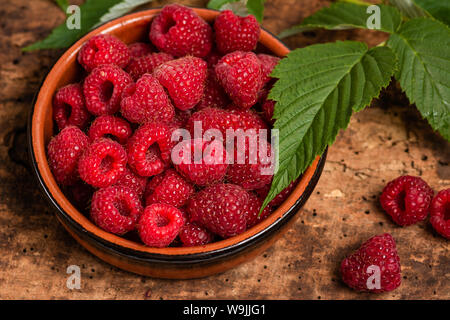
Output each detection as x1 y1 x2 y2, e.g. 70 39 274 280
0 0 448 300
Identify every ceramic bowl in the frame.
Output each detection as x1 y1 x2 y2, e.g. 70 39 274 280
28 7 327 279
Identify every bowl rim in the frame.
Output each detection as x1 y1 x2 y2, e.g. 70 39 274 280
28 7 327 261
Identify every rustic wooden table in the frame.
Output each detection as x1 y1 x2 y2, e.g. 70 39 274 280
0 0 448 300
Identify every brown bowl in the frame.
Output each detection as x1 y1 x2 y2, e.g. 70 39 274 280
28 8 327 279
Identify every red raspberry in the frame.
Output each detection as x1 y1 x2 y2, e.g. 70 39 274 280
126 122 172 177
245 193 273 228
255 178 299 207
179 222 213 247
228 139 274 190
215 51 262 109
52 83 90 130
114 166 147 197
153 56 207 111
47 126 89 186
173 138 228 186
137 203 186 247
257 54 280 86
261 96 275 125
125 52 173 81
205 49 222 67
83 64 133 116
128 42 153 59
214 10 260 54
380 175 434 226
88 115 132 144
196 69 230 110
70 181 95 210
340 233 402 293
187 183 249 238
120 74 174 124
430 189 450 239
78 34 130 72
227 106 268 132
149 4 213 58
91 185 143 235
78 138 127 188
145 169 194 208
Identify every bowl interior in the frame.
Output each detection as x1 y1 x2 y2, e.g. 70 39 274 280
31 8 321 256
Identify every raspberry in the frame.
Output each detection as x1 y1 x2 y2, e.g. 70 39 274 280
52 83 90 130
91 185 143 235
126 122 172 177
88 115 132 144
187 183 249 238
255 178 299 207
179 222 213 247
70 181 95 210
137 203 186 247
120 74 174 124
78 138 127 188
114 166 147 197
153 56 207 111
227 106 268 132
78 34 130 72
261 95 275 125
257 54 280 86
215 51 262 109
149 4 213 58
83 64 133 116
125 52 173 81
128 42 153 59
340 233 401 293
228 139 274 190
214 10 260 54
196 69 230 110
173 138 228 186
245 193 273 228
145 169 194 208
47 126 89 186
380 175 434 226
430 189 450 239
205 49 222 67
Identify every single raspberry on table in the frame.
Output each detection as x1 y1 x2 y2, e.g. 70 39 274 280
149 4 213 58
128 42 153 59
187 183 249 238
340 233 402 293
145 169 194 208
47 126 89 186
196 69 230 110
120 74 174 124
91 185 143 235
173 138 229 186
228 139 274 190
83 64 133 116
137 203 186 247
78 34 130 72
380 175 434 226
114 166 148 198
245 192 273 228
257 54 280 87
214 10 260 54
126 122 172 177
430 189 450 239
153 56 207 111
215 51 262 109
87 115 132 145
52 83 90 130
125 52 173 81
179 222 213 247
78 138 127 188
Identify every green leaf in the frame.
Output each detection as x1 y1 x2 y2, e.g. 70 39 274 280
246 0 265 22
261 41 396 210
54 0 69 12
414 0 450 26
387 18 450 140
388 0 428 19
279 2 402 38
207 0 239 10
23 0 152 51
207 0 265 22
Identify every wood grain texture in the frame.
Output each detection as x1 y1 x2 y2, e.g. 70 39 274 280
0 0 448 299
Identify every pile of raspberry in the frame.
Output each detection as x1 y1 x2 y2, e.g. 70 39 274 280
47 5 289 248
